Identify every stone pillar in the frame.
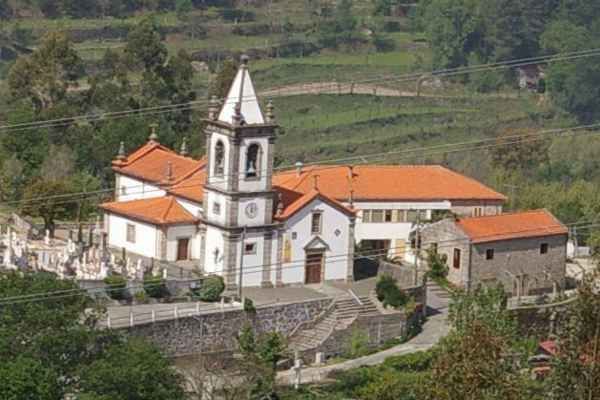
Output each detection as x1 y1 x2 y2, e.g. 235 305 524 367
230 138 241 192
346 218 356 282
261 231 274 287
275 230 284 287
222 232 238 289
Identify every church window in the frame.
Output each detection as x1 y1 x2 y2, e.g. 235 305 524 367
214 140 225 177
311 212 322 234
126 224 136 243
245 143 261 178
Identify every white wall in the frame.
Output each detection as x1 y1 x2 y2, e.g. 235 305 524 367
237 137 270 193
177 198 203 218
237 197 269 226
166 225 200 261
204 226 224 274
116 174 165 201
236 232 265 287
107 214 158 259
281 198 352 284
205 191 228 226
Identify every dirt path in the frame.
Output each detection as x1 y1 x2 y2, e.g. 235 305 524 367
259 81 518 100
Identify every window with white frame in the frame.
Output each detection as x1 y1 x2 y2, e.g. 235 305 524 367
126 224 136 243
213 202 221 215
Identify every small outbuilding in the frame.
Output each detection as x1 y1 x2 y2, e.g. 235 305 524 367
420 209 567 296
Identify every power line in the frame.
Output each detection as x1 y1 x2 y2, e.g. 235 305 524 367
9 120 600 209
2 47 600 133
1 218 596 305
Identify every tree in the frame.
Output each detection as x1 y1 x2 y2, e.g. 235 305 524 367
210 59 238 99
40 144 76 181
176 0 193 19
546 266 600 399
7 32 84 111
21 178 76 237
0 271 185 398
489 128 549 174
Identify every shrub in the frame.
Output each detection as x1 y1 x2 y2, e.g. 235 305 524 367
198 275 225 302
383 20 402 32
382 350 434 372
376 274 408 309
373 34 396 52
427 248 448 280
344 328 370 359
103 274 127 301
331 367 376 395
243 297 256 314
134 290 149 304
143 275 169 299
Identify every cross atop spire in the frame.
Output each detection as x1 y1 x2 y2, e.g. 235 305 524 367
217 55 265 125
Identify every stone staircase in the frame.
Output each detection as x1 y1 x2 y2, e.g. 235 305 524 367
289 294 380 353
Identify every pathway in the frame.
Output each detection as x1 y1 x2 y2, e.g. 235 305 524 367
277 280 451 385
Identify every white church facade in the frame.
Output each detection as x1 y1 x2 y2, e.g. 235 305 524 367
101 56 506 288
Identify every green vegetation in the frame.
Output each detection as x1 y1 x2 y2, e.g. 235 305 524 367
143 275 169 299
0 271 185 399
195 274 225 302
103 274 128 300
376 274 410 309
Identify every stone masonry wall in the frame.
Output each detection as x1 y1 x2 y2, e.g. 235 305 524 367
471 234 567 295
124 298 331 357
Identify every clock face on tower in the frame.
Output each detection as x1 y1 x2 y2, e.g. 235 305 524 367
245 202 258 219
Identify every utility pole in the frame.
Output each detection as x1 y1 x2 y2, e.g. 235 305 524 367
237 226 247 301
414 210 420 286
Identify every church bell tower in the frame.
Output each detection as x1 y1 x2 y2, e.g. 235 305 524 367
200 55 279 289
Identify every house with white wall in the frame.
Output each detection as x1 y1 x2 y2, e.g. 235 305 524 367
100 56 507 288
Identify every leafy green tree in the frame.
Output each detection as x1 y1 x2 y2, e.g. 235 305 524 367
176 0 193 19
8 32 84 111
489 128 549 174
78 339 185 400
21 178 76 237
0 271 185 398
210 58 238 99
547 267 600 399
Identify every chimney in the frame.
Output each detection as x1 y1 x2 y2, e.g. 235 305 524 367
295 161 303 176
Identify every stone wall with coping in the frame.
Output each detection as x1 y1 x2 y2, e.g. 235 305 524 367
123 298 332 357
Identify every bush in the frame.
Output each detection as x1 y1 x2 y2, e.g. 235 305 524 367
197 275 225 302
104 274 127 301
375 274 408 309
383 20 402 32
382 350 434 372
373 34 396 52
344 328 370 359
143 275 169 299
134 290 149 304
243 297 256 314
427 248 448 280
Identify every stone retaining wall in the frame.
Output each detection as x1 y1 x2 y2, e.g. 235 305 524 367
123 298 331 357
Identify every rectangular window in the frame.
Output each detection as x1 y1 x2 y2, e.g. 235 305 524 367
406 210 418 223
384 210 393 222
540 243 549 254
126 224 136 243
120 186 127 196
453 248 461 269
473 207 483 217
213 202 221 215
371 210 384 223
244 243 256 255
486 249 494 260
291 232 297 240
362 210 371 223
311 212 322 234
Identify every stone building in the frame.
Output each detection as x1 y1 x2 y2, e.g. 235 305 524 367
420 209 568 296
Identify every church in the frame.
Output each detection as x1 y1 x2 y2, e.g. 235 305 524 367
101 56 506 288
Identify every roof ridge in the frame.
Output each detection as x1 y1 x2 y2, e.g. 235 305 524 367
162 196 176 222
458 209 553 222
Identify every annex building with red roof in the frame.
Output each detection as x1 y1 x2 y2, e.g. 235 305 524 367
101 57 510 289
420 209 568 295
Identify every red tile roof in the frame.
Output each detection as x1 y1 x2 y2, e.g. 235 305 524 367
100 196 197 226
456 209 567 244
272 165 506 202
167 169 207 203
112 140 206 185
275 188 355 221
